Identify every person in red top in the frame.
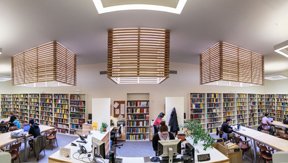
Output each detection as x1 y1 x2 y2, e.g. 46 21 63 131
153 112 165 134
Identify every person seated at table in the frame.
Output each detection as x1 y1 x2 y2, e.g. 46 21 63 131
8 112 16 127
28 119 41 150
283 115 288 134
261 113 274 135
12 117 21 129
221 118 234 140
152 122 175 156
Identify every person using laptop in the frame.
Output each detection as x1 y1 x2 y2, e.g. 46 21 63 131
221 118 234 140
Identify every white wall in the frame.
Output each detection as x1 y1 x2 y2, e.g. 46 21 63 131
0 62 266 122
262 79 288 94
92 98 111 130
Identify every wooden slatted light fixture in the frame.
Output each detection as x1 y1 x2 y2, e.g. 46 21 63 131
200 41 264 87
12 41 76 87
107 27 170 84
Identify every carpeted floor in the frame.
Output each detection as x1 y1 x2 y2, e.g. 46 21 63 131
116 141 155 157
14 133 78 163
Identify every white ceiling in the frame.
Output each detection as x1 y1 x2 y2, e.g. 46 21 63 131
0 0 288 77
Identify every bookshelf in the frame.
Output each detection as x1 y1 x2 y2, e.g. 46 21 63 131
29 94 40 123
70 94 86 133
206 93 221 133
265 94 275 119
248 94 258 127
257 94 265 123
223 93 236 125
190 93 206 129
18 94 29 123
12 94 20 119
54 94 70 133
40 94 53 126
275 94 288 121
1 94 12 118
126 93 150 141
236 93 248 126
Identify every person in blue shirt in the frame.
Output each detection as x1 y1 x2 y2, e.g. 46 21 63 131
13 118 21 129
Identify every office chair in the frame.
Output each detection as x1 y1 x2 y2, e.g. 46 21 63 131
111 126 123 149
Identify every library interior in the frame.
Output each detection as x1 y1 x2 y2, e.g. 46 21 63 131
1 0 288 163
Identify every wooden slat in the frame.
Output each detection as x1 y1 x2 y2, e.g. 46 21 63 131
107 28 169 84
12 41 76 86
200 41 263 85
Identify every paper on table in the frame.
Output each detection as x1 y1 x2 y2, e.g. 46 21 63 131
120 104 125 114
113 102 119 108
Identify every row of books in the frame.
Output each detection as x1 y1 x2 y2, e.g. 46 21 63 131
127 114 149 120
127 128 148 133
127 121 149 127
127 101 149 107
126 134 149 140
127 108 148 114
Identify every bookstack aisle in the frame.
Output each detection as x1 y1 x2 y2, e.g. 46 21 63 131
190 93 206 129
70 94 86 133
265 94 275 119
126 100 150 141
1 94 12 118
40 94 53 126
206 93 221 133
257 94 265 123
236 94 248 126
275 94 287 121
223 93 236 125
248 94 258 127
29 94 40 123
19 94 29 123
12 94 20 119
54 94 70 133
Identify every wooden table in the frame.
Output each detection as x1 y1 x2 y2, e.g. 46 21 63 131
272 121 288 129
233 125 288 163
0 125 55 161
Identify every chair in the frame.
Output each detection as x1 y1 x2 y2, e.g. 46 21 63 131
234 136 251 159
8 142 21 163
257 142 273 163
8 126 18 132
46 130 58 149
0 152 11 163
110 126 123 149
29 135 46 161
0 122 8 133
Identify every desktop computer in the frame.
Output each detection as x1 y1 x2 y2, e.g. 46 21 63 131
158 139 181 163
92 137 106 160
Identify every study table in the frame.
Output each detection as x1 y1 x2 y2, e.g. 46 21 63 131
271 121 288 129
233 125 288 163
0 125 55 161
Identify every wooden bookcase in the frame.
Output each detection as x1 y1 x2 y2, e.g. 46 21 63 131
223 93 236 125
275 94 288 121
236 93 248 126
265 94 275 119
70 94 86 133
206 93 221 133
126 93 150 141
18 94 29 123
29 94 40 123
1 94 12 118
40 94 53 126
257 94 265 123
190 93 206 129
248 94 258 127
54 94 70 133
12 94 20 119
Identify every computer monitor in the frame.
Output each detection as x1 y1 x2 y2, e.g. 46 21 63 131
92 137 106 159
158 139 181 163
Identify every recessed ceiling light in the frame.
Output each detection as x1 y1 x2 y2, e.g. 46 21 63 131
92 0 187 14
274 40 288 58
265 75 288 80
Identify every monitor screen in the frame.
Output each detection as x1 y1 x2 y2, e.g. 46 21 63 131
92 137 106 159
157 139 181 158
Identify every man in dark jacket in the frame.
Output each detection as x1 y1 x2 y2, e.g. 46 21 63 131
221 118 234 140
29 119 41 138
